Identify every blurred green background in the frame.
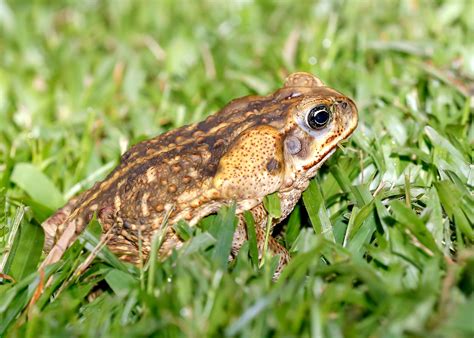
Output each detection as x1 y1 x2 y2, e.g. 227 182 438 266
0 0 473 337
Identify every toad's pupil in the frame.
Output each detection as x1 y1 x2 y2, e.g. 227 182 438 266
308 105 330 129
315 110 329 124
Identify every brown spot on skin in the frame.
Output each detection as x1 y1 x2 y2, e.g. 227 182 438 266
156 204 164 212
171 164 181 173
168 184 177 193
123 222 132 230
98 206 114 223
190 199 201 208
325 133 337 144
266 158 281 173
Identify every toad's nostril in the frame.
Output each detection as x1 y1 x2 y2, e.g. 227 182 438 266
340 101 348 110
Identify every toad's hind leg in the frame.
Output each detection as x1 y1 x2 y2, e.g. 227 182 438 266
41 196 80 252
107 234 142 264
109 226 184 264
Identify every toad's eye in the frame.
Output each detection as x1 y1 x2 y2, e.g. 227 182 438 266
307 104 331 129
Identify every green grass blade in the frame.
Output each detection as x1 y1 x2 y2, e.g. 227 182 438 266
302 179 335 242
263 192 281 219
10 163 64 210
210 203 237 270
243 210 259 267
7 217 44 281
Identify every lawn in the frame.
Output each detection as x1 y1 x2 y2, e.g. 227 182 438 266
0 0 473 337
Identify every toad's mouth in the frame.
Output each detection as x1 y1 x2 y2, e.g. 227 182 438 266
301 117 358 179
303 147 336 178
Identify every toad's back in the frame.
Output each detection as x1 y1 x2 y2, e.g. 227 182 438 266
67 92 293 228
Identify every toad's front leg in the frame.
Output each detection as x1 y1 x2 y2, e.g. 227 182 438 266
232 204 290 277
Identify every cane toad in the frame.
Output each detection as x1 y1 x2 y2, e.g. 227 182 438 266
40 72 358 273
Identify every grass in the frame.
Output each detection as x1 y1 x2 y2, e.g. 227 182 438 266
0 0 473 337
